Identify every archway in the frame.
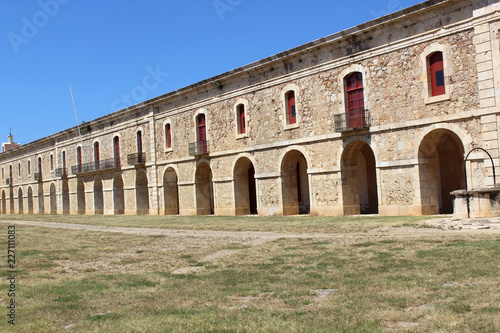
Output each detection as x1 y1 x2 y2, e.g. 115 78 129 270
50 183 57 214
163 167 179 215
113 174 125 215
1 190 5 214
281 150 310 215
341 141 378 215
234 157 258 215
136 170 149 215
77 178 86 214
195 162 214 215
62 180 70 215
9 188 14 214
18 188 23 214
418 129 465 214
94 177 104 215
27 186 33 214
38 184 44 214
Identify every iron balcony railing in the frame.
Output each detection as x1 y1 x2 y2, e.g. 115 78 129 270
34 173 42 182
5 177 11 186
188 140 209 156
127 153 146 165
71 157 121 175
334 109 371 132
55 168 67 177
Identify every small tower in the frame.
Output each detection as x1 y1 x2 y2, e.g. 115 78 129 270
1 129 20 153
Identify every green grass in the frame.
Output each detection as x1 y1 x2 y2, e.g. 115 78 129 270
0 215 498 332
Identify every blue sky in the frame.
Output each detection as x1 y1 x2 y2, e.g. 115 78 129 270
0 0 423 146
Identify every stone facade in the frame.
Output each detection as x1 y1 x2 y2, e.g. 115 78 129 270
1 0 500 217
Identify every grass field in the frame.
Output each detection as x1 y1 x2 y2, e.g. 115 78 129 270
0 215 499 332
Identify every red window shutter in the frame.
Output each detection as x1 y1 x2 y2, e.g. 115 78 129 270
346 72 365 128
287 91 296 124
238 105 245 134
197 114 207 153
114 137 120 166
430 52 445 96
166 124 171 148
137 131 142 155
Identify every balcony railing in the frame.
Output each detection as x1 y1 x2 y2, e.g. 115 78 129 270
189 140 209 156
71 158 121 175
55 168 67 177
34 173 42 182
334 110 371 132
5 177 11 186
127 153 146 165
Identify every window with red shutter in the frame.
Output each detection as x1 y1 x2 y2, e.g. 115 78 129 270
429 52 445 96
165 124 171 148
237 104 246 134
287 91 296 125
345 72 365 128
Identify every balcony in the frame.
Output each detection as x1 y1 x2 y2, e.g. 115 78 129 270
5 177 11 186
55 168 67 177
334 110 371 132
127 153 146 166
189 140 209 156
71 158 121 175
34 173 42 182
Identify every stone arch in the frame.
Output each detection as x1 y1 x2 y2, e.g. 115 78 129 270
50 183 57 214
418 128 466 214
62 179 70 215
341 140 379 215
27 186 33 214
77 178 86 214
38 183 44 214
233 156 258 215
195 162 214 215
281 149 310 215
18 187 23 214
94 176 104 215
9 187 14 214
1 190 5 214
163 167 179 215
136 169 149 215
113 173 125 215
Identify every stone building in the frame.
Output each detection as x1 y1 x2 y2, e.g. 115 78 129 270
1 0 500 217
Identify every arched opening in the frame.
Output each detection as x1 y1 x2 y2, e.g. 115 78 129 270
281 150 310 215
38 184 44 214
136 170 149 215
62 180 70 215
163 168 179 215
234 157 258 215
418 129 465 214
18 188 23 214
50 183 57 214
113 174 125 215
195 162 214 215
77 179 86 214
27 186 33 214
9 188 14 214
341 141 378 215
94 177 104 215
1 190 5 214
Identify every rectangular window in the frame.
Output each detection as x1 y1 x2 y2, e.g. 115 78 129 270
28 160 31 175
50 155 54 171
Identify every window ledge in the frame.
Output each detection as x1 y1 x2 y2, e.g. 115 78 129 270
164 147 173 153
284 123 299 131
236 133 248 140
425 92 450 105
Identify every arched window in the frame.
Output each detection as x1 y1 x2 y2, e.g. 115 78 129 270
76 147 82 173
165 123 172 149
236 104 246 134
286 91 296 125
345 72 366 128
18 163 21 177
197 114 207 154
50 154 54 171
136 131 144 163
113 136 120 167
429 51 445 97
94 142 100 170
27 160 31 176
